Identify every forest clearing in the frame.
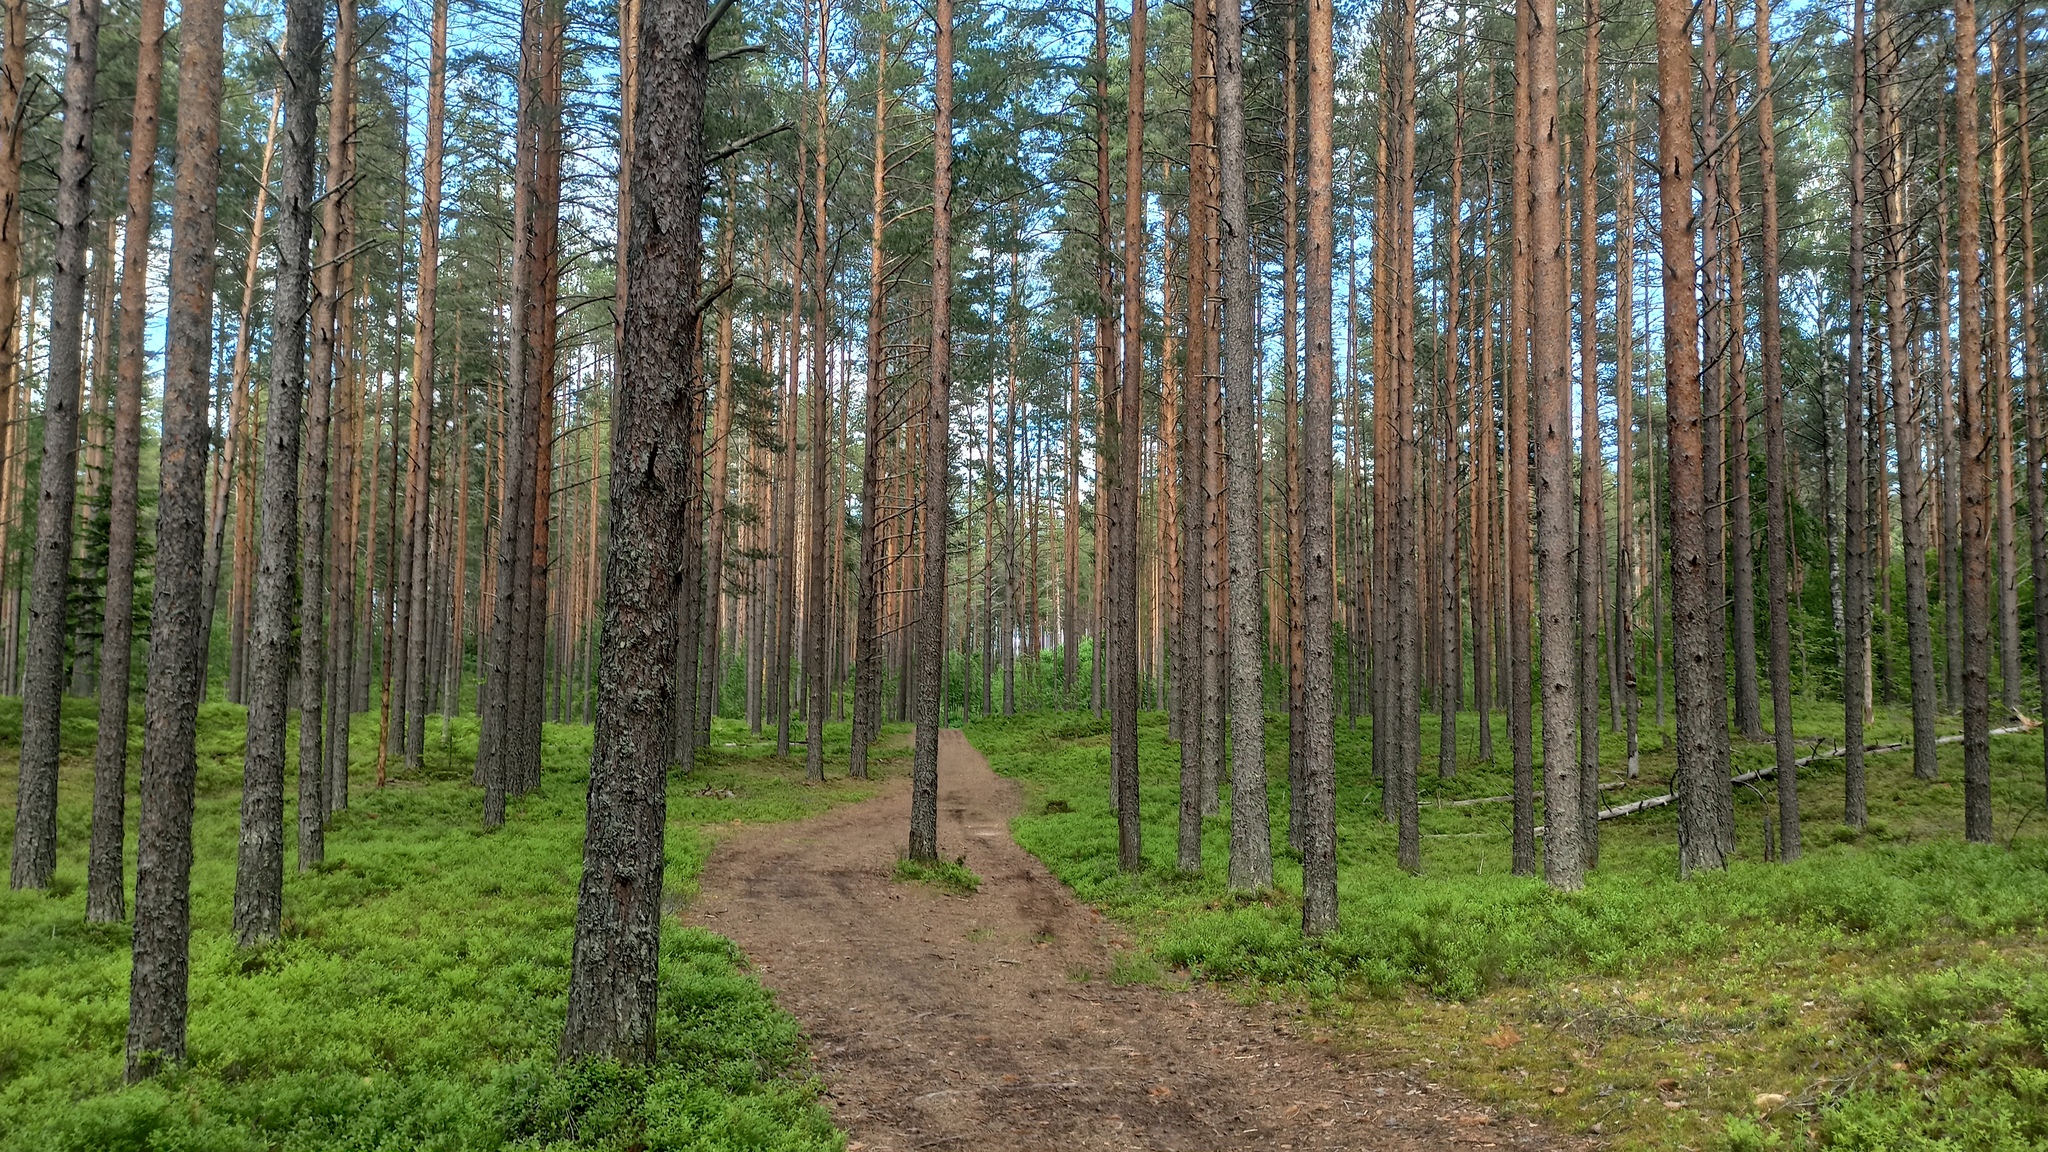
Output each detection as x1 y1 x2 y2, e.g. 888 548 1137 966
2 0 2047 1146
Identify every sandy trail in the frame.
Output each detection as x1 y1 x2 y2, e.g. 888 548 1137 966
689 728 1585 1150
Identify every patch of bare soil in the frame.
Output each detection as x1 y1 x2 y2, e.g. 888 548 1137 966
689 729 1589 1151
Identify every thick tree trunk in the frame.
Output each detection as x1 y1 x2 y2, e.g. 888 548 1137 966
1842 0 1870 828
1113 0 1145 874
125 0 224 1079
1954 0 1992 842
233 0 320 945
1527 0 1582 890
1658 0 1726 877
561 0 709 1062
908 0 952 864
1756 0 1798 860
1216 0 1267 892
1300 0 1337 936
86 0 164 923
11 0 100 892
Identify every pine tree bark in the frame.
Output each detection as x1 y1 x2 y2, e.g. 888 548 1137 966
1876 0 1933 782
85 0 164 922
1756 0 1798 860
560 0 709 1062
1986 38 2021 717
10 0 101 892
1300 0 1338 935
1658 0 1726 876
1526 0 1582 889
125 0 225 1078
1842 0 1870 828
803 0 832 784
234 0 320 944
1217 0 1267 891
1113 0 1146 874
397 0 447 771
0 0 23 576
1574 0 1602 868
1613 90 1639 781
851 25 890 780
1954 0 1992 842
2019 11 2048 796
907 0 952 864
1507 0 1537 877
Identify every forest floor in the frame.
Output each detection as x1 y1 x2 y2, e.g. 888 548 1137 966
966 701 2048 1152
0 699 875 1152
691 726 1585 1151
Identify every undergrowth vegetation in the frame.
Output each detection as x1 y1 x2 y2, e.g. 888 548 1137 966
967 701 2048 1151
0 697 892 1151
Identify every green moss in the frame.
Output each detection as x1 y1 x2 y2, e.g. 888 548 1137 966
0 703 907 1151
966 702 2048 1150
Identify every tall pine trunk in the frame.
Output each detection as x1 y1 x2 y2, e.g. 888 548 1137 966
86 0 164 922
1756 0 1799 860
1954 0 1993 842
1658 0 1727 877
233 0 320 945
1217 0 1267 891
1300 0 1338 936
1112 0 1146 874
907 0 952 863
11 0 101 892
125 0 225 1079
561 0 710 1061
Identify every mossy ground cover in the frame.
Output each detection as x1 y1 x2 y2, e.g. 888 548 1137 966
967 698 2048 1151
1 696 903 1151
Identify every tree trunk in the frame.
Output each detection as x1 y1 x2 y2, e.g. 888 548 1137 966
1986 37 2022 717
1842 0 1870 829
125 0 225 1079
1526 0 1581 890
851 23 890 779
85 0 164 923
1658 0 1726 877
1756 0 1798 860
908 0 952 864
1613 82 1639 780
206 94 279 707
1113 0 1146 874
1574 0 1602 868
1954 0 1992 843
233 0 320 945
2019 10 2048 798
1506 0 1537 877
1875 0 1933 782
1216 0 1266 891
397 0 447 771
1300 0 1337 936
803 0 832 784
560 0 709 1063
10 0 101 892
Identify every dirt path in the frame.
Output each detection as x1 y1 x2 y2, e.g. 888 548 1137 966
690 729 1586 1151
